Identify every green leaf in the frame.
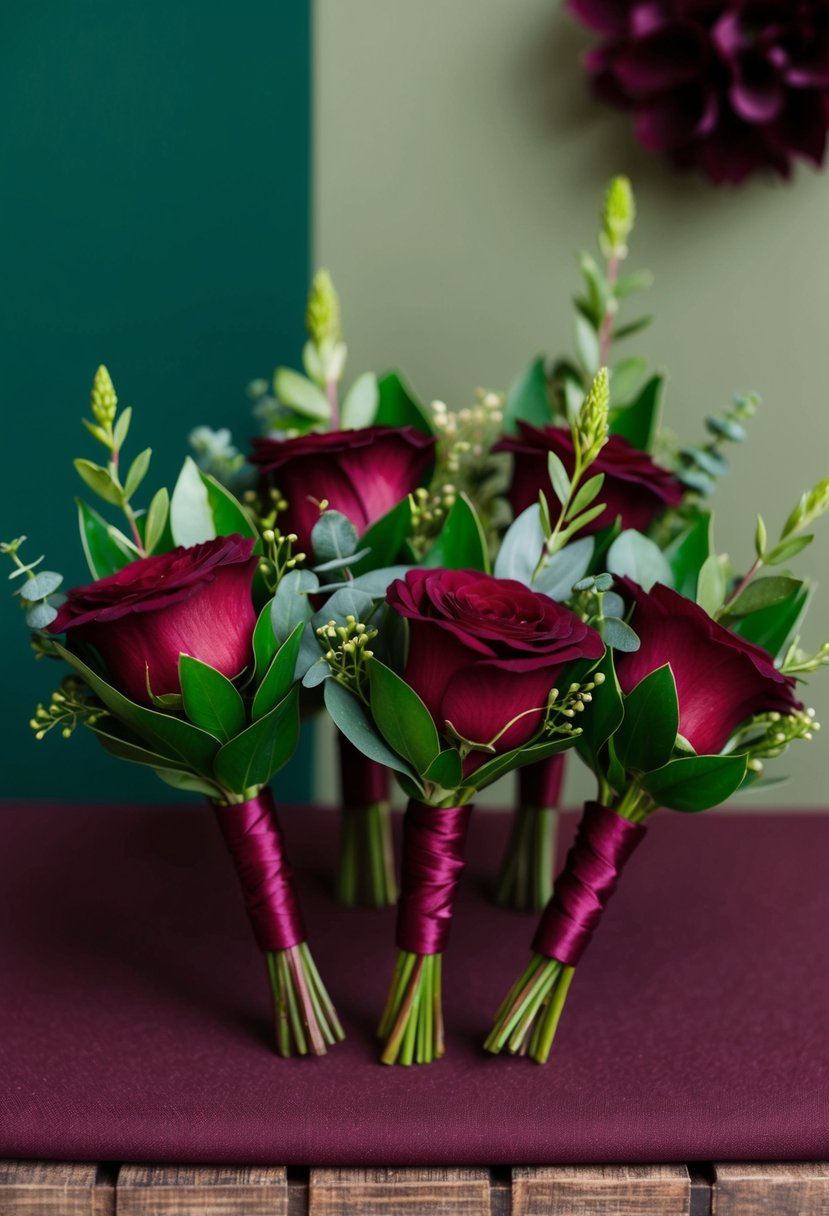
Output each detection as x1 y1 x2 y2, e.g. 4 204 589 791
494 504 544 584
533 537 594 600
153 769 222 797
22 571 62 599
273 367 331 421
764 535 813 566
730 583 810 660
609 375 663 452
613 269 654 298
374 370 434 435
76 498 136 578
642 753 748 811
179 655 246 743
575 649 623 762
547 450 572 508
665 511 711 600
53 642 220 777
253 599 279 679
144 487 170 554
727 576 802 617
423 748 463 792
503 356 553 434
754 514 767 559
607 529 672 591
609 356 647 404
696 554 727 616
314 585 375 628
311 511 359 564
90 720 218 782
614 664 678 773
74 458 123 506
574 314 599 375
612 315 653 341
341 371 379 429
25 602 57 628
601 616 640 652
170 456 215 546
423 492 489 572
569 473 604 518
213 685 300 794
124 447 151 499
201 469 258 540
271 568 319 643
368 659 440 775
112 406 132 451
350 497 413 577
252 622 303 719
323 678 421 786
560 502 606 539
460 735 575 792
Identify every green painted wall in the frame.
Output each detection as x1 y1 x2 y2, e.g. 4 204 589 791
1 2 312 801
315 0 829 807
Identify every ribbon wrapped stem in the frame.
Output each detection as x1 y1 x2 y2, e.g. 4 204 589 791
378 800 471 1066
336 735 396 908
495 754 566 913
214 788 344 1057
486 801 646 1063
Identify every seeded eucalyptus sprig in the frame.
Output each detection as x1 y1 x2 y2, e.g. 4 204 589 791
1 537 64 632
673 392 759 499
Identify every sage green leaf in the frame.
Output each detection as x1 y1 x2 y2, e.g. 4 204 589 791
124 447 151 500
74 458 123 506
76 500 137 581
368 659 440 775
727 576 802 617
213 685 300 794
271 568 319 643
144 487 170 554
274 367 331 421
601 615 640 652
503 356 553 434
560 502 606 539
574 314 599 375
179 655 246 743
494 504 544 584
324 678 422 787
311 511 359 564
547 451 572 508
170 456 215 546
534 537 594 601
22 571 62 599
252 623 303 720
53 642 220 777
112 406 132 451
614 664 678 773
569 473 605 517
341 371 379 429
642 753 748 811
423 493 489 572
607 529 672 591
609 375 663 452
314 586 375 629
25 601 57 628
696 554 727 616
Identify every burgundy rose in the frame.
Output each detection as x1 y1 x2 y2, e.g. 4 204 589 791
386 568 604 763
496 423 683 535
615 578 801 755
250 426 436 553
50 535 258 703
569 0 829 184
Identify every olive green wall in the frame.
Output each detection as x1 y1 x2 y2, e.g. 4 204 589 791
315 0 829 807
1 2 311 801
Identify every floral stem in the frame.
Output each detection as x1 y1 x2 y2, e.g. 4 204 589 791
495 804 557 913
379 951 443 1066
265 944 344 1057
598 253 620 367
335 801 397 907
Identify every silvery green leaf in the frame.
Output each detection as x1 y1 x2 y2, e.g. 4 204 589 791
569 473 604 517
601 615 640 652
319 565 412 598
271 568 319 643
314 585 375 629
273 367 331 421
601 590 625 618
313 547 371 574
533 537 594 601
340 371 379 429
324 677 421 786
25 601 58 628
311 510 359 564
23 571 62 599
170 456 215 546
302 658 330 688
296 623 324 679
493 504 544 584
607 530 672 591
705 415 746 442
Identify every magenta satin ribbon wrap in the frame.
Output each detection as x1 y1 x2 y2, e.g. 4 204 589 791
532 801 646 967
338 734 390 807
396 801 472 956
213 789 305 952
519 752 566 808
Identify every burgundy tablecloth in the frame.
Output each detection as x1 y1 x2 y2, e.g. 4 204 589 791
1 801 827 1164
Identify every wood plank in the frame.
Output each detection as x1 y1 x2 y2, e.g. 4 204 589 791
0 1161 114 1216
309 1168 490 1216
713 1162 829 1215
116 1165 288 1216
512 1164 691 1216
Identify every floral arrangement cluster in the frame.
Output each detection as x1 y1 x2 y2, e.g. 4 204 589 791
8 178 829 1066
569 0 829 184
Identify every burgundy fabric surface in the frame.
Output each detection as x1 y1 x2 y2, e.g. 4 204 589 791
1 800 828 1165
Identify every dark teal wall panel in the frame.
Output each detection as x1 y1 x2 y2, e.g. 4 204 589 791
0 2 312 801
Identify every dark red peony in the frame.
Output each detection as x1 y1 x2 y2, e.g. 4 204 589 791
250 426 436 553
496 422 683 535
569 0 829 183
387 568 604 762
615 578 801 754
50 535 258 703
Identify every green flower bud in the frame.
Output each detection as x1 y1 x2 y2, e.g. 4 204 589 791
305 269 341 346
602 176 635 255
577 367 610 457
91 364 117 426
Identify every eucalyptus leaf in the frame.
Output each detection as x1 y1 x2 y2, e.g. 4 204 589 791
302 659 331 688
25 601 58 628
311 510 359 564
22 571 62 599
368 659 440 775
324 677 422 786
271 568 319 643
313 548 371 574
607 529 672 591
642 753 748 811
213 685 300 794
614 663 678 773
314 585 376 629
601 616 640 652
179 655 246 743
533 537 594 601
494 504 545 584
340 371 379 429
273 367 331 421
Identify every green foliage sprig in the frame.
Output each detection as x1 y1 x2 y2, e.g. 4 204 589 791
1 537 64 631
